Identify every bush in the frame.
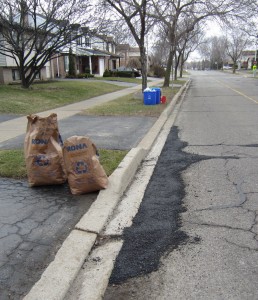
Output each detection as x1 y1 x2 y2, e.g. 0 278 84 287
77 73 95 78
103 69 111 77
152 64 165 78
66 73 94 79
115 71 135 78
85 68 91 74
103 70 136 78
65 74 76 78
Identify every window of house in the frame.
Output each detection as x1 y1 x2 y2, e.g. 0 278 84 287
76 37 82 46
12 69 20 81
85 37 91 47
35 71 40 79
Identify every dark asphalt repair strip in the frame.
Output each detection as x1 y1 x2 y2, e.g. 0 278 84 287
109 126 215 284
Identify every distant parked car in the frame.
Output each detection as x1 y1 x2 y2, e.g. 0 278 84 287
223 65 232 69
116 67 141 77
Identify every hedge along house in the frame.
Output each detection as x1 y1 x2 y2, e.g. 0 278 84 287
52 30 121 78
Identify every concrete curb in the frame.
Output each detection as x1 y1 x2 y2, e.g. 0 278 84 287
23 79 190 300
23 230 97 300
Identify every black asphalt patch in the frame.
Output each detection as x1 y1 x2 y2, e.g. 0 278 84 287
109 126 211 284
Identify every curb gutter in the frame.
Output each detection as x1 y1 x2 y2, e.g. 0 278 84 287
23 79 191 300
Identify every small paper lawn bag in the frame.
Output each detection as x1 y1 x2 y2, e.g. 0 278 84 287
63 136 108 195
24 113 66 187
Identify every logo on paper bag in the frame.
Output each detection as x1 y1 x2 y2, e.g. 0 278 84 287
74 161 88 174
66 143 87 152
33 155 50 167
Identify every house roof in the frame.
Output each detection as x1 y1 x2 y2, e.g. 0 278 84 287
116 44 130 50
75 48 110 57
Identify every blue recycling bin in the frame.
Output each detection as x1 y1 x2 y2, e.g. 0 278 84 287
151 87 161 104
143 90 156 105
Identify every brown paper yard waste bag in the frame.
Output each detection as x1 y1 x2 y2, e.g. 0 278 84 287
24 113 66 187
63 136 108 195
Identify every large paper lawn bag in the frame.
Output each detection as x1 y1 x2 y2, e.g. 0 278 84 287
24 113 66 187
63 136 108 195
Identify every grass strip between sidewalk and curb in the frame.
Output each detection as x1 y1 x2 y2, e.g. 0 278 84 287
80 87 180 117
0 149 128 179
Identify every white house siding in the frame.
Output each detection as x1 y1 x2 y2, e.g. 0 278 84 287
0 53 6 66
6 56 17 67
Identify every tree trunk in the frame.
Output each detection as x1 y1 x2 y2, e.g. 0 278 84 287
232 61 236 74
180 63 183 78
174 53 180 81
20 66 30 89
163 50 173 87
140 45 147 91
180 54 184 78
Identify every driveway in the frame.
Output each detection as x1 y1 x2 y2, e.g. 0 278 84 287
0 113 156 300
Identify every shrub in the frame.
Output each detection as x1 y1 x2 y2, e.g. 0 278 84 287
103 69 111 77
152 64 165 78
77 73 94 78
85 68 91 74
114 71 135 78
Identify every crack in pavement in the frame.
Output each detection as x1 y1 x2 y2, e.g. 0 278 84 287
0 178 96 300
108 126 258 286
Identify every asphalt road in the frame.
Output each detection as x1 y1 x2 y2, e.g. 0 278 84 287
104 70 258 299
0 113 156 300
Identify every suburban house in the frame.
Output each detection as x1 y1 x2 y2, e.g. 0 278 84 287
0 22 121 84
238 50 257 69
115 44 141 68
52 31 122 78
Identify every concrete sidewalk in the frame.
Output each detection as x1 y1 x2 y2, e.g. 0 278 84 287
0 79 163 143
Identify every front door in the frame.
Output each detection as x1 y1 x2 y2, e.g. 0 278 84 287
99 58 105 76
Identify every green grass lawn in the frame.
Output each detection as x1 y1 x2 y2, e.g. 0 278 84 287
0 148 128 179
93 77 143 84
81 87 180 117
0 80 124 115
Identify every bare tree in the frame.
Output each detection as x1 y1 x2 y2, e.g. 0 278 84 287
177 24 205 78
197 35 228 70
151 0 258 87
0 0 92 88
96 0 155 91
225 29 250 73
150 25 170 68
